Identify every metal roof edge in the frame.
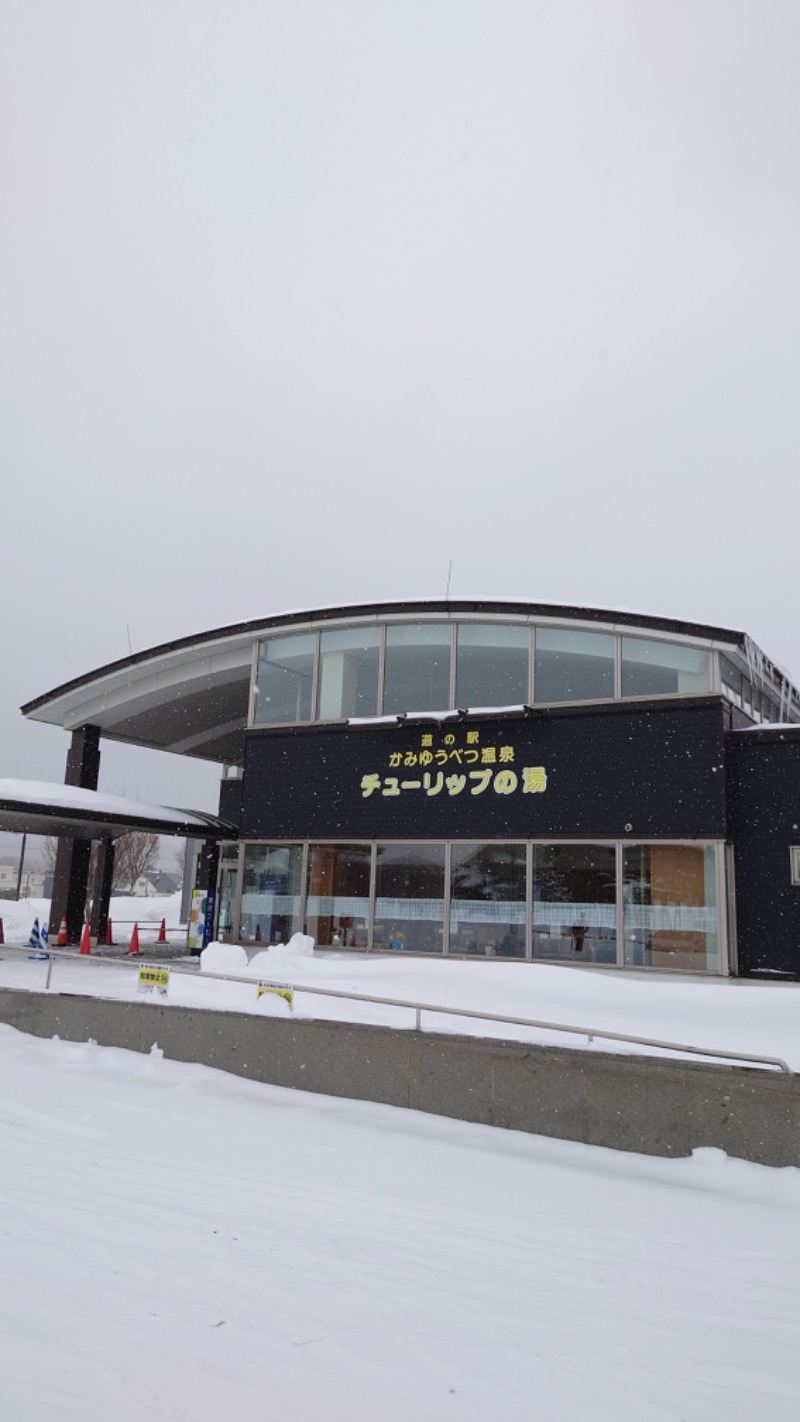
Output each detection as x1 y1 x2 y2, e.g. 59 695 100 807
20 598 751 718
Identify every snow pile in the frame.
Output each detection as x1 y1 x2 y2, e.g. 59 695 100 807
199 941 249 975
200 933 316 978
199 935 318 1016
0 892 184 945
0 897 50 943
0 1025 799 1421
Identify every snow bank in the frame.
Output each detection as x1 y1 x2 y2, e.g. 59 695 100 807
199 942 249 975
0 897 50 943
2 923 800 1071
200 933 316 978
0 892 185 945
1 1025 799 1422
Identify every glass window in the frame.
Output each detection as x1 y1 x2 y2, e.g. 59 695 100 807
382 623 451 715
240 844 303 944
623 844 718 971
254 633 315 724
373 843 445 954
317 626 380 720
216 847 239 941
449 842 526 958
535 627 614 704
720 657 742 708
532 844 616 963
622 638 710 698
455 624 529 709
306 843 371 948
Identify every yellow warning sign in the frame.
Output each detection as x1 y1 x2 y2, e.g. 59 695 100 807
137 964 171 995
257 981 294 1008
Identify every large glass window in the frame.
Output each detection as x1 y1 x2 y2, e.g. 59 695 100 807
449 842 526 957
317 626 380 720
455 624 529 709
532 844 616 963
240 844 303 944
306 843 371 948
535 628 614 704
382 623 451 715
622 638 710 698
254 633 315 724
373 843 445 954
623 844 718 971
216 845 239 941
720 656 743 709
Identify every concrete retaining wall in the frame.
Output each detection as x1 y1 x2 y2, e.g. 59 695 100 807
2 987 798 1167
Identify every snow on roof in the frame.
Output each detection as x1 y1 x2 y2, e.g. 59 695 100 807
0 779 212 829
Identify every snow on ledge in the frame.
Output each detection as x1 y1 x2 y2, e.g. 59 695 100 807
348 705 527 726
732 723 800 733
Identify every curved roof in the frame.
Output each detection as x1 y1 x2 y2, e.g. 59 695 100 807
19 597 759 765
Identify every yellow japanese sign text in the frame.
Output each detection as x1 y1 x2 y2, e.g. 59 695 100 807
137 964 171 995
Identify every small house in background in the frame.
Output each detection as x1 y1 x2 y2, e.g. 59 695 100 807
131 870 182 898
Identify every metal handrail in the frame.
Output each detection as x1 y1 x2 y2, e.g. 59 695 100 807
6 943 790 1075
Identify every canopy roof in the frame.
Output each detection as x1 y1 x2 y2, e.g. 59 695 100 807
19 598 770 766
0 780 235 840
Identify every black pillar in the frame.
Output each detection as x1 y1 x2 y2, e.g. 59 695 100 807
48 726 102 942
191 839 220 956
89 837 115 945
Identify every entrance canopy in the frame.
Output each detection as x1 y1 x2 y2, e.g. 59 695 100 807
0 780 236 840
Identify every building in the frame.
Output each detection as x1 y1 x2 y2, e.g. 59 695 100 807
131 870 182 898
18 599 800 977
0 863 49 899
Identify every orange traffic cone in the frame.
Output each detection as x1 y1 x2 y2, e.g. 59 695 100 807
129 923 140 955
157 918 167 944
79 923 92 955
105 917 114 946
0 918 4 945
57 916 68 947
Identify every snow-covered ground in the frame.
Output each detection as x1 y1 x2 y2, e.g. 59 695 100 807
1 1025 798 1422
0 893 184 945
0 915 799 1069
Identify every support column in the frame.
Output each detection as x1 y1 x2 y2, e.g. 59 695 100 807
89 837 115 945
191 839 220 956
48 726 101 942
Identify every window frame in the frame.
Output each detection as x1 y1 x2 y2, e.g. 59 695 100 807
228 837 729 973
245 615 785 729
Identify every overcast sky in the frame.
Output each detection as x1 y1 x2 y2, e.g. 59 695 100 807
2 0 800 851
